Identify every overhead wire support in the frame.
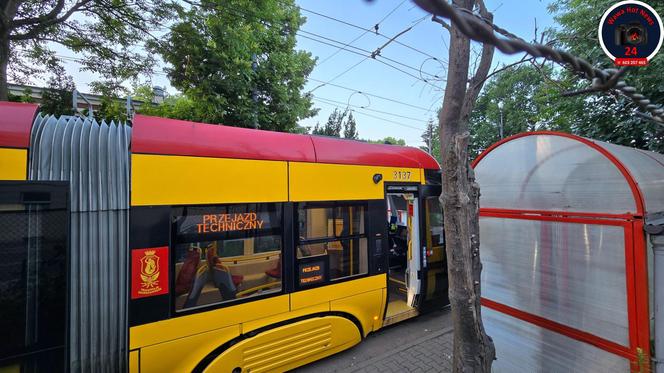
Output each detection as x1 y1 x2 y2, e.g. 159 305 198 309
299 6 445 63
306 78 434 112
316 0 407 67
313 97 426 131
371 26 415 59
313 94 429 124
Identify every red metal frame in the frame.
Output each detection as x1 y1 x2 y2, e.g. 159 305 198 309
632 219 651 360
474 132 653 370
480 208 635 223
482 298 635 360
480 213 644 363
480 211 652 369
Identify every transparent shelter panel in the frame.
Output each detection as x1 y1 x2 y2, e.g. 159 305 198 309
475 135 637 214
483 307 631 373
594 140 664 216
480 216 629 345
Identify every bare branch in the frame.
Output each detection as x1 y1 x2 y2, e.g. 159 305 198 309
9 0 93 41
10 0 65 27
460 0 494 122
431 15 451 30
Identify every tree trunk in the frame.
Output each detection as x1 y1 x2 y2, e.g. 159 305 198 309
439 0 495 371
0 33 9 101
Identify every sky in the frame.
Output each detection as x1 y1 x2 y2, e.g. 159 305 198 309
52 0 557 147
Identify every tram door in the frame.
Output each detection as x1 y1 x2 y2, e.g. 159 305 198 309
384 185 422 325
0 182 69 372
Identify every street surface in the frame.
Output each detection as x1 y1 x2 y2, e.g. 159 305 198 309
294 308 453 372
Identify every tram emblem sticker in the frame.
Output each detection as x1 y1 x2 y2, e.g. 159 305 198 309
131 246 169 299
599 1 663 66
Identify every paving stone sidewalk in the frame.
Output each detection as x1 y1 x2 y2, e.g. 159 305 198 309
295 309 453 373
346 326 453 372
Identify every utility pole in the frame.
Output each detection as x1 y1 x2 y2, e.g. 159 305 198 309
497 101 504 139
251 53 259 129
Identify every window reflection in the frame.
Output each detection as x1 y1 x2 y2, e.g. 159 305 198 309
297 204 368 282
173 203 282 311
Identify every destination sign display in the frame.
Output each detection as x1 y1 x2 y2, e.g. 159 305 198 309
299 260 325 286
196 213 265 233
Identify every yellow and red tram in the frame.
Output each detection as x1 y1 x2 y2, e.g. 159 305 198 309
0 102 447 372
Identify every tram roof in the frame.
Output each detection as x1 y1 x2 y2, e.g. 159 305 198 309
0 102 39 148
131 114 440 169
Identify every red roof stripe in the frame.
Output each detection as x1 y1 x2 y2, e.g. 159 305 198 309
131 115 316 162
131 115 440 169
0 102 39 148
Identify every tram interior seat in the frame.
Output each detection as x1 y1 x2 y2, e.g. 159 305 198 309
219 252 281 291
174 251 281 308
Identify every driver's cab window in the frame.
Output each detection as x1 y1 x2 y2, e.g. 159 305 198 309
297 203 368 284
172 203 283 311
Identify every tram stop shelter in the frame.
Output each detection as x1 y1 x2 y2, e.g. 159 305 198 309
472 131 664 372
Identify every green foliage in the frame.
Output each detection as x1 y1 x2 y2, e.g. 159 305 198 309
152 0 316 131
2 1 177 97
343 112 359 139
468 64 568 158
366 137 407 146
135 89 200 122
420 118 440 161
313 108 347 137
311 108 360 139
7 87 34 103
467 1 664 158
40 66 75 116
547 0 664 152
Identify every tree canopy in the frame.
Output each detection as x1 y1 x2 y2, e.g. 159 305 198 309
462 0 664 159
0 0 175 100
152 0 317 131
548 0 664 152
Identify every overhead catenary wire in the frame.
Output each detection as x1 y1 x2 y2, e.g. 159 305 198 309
307 78 434 113
313 98 426 131
299 32 442 90
174 1 444 90
315 0 407 67
313 94 429 124
299 6 446 64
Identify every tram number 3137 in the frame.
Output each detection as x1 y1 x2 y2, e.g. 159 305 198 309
393 170 412 181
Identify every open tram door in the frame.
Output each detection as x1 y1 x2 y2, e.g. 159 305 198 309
383 184 447 326
418 184 448 309
384 184 421 325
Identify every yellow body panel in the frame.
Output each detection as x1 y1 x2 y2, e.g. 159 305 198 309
0 148 27 180
242 303 329 334
330 289 384 335
205 316 361 373
130 295 289 349
129 350 140 373
131 154 288 206
290 274 386 310
289 162 421 201
0 364 20 373
140 325 239 373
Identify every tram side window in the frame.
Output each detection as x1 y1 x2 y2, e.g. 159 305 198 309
172 203 283 311
297 203 368 283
